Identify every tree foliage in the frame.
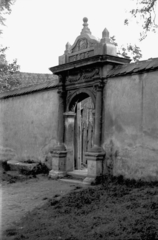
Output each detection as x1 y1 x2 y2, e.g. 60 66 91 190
0 47 19 75
0 0 20 90
0 0 15 34
124 0 158 40
110 0 158 60
0 47 20 91
110 36 142 62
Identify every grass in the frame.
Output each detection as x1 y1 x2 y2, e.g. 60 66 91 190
2 176 158 240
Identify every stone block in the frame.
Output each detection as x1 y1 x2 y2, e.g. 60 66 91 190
83 151 105 184
51 151 67 172
105 44 117 56
87 159 102 177
59 54 66 65
49 151 67 179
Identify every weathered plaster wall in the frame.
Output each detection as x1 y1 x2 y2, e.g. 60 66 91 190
103 71 158 180
0 89 59 161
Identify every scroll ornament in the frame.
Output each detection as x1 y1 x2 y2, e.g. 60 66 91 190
67 68 99 83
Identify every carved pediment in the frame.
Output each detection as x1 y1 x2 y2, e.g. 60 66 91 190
57 17 117 65
72 38 88 53
71 37 97 54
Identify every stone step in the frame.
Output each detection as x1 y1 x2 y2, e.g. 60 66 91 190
60 178 89 185
66 169 88 180
59 169 89 185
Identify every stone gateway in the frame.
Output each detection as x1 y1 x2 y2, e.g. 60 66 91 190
1 18 158 183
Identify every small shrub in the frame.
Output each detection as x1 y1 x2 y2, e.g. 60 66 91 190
1 160 10 171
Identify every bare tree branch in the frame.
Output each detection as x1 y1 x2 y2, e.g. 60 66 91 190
110 36 142 62
124 0 158 41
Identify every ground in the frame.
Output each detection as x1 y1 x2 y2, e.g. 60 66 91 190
0 171 79 238
1 170 158 240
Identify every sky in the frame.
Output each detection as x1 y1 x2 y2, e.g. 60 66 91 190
1 0 158 73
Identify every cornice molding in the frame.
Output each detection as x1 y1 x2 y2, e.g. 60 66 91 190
49 55 130 74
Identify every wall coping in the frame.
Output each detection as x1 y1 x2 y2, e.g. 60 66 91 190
0 72 58 99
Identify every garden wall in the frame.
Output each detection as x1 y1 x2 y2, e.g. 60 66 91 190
102 70 158 180
0 81 59 162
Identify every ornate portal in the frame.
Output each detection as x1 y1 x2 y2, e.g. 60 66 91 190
49 18 130 184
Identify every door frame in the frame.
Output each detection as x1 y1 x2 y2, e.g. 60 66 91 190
65 90 95 171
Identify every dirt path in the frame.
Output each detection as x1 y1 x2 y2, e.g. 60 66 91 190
0 175 78 235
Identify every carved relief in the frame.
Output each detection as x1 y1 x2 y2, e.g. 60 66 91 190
72 38 88 53
69 50 94 62
66 73 81 82
82 68 99 80
93 81 104 93
66 68 100 83
66 90 74 101
79 39 88 50
66 90 76 109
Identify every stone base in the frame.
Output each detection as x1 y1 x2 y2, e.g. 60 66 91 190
85 151 105 184
49 170 66 179
51 150 67 172
90 145 103 153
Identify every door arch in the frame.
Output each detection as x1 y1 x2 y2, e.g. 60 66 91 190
66 90 95 170
67 89 95 112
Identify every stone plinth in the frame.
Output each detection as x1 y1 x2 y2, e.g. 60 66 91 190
64 111 76 171
83 151 105 184
49 151 67 179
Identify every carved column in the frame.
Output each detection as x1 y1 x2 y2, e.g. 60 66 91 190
93 83 103 151
49 81 67 179
84 82 105 184
55 89 66 151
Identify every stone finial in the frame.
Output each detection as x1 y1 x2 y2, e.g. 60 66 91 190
81 17 91 35
100 27 117 56
101 28 110 44
65 42 71 53
102 28 109 38
83 17 88 27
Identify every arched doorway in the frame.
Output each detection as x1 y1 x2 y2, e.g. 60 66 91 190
66 92 95 171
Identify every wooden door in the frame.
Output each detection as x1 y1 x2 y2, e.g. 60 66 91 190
74 97 94 169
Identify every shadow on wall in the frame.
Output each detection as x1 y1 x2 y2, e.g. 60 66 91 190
41 139 57 170
103 137 158 181
103 140 119 176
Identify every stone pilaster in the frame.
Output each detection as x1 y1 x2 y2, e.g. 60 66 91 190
92 83 103 152
84 82 105 184
54 87 66 151
49 79 67 179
